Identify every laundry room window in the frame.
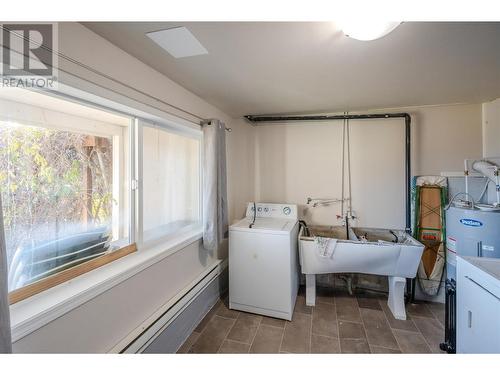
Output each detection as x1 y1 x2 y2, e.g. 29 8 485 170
0 88 134 302
140 122 201 247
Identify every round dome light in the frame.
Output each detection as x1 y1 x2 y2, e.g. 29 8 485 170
339 21 401 41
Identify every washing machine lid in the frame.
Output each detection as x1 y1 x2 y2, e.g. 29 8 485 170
230 217 297 234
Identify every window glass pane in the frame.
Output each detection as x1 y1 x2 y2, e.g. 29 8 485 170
142 125 200 244
0 91 130 292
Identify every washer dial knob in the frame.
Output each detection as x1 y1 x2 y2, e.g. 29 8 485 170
283 206 291 215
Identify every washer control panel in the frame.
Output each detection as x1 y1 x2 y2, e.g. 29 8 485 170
245 203 298 220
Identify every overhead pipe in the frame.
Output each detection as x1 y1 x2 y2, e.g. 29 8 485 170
245 112 412 233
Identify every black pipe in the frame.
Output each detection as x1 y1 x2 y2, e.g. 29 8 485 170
245 112 412 232
404 113 411 233
245 113 410 123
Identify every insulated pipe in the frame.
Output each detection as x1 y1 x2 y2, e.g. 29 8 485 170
347 117 353 218
245 112 413 232
496 168 500 207
472 160 500 206
464 159 469 204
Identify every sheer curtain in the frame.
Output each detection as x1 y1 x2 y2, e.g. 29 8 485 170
0 194 12 353
142 124 201 244
202 119 228 251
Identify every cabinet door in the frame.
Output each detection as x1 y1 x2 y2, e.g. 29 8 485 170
457 275 500 353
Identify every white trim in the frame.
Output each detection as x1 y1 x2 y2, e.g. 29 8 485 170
135 119 144 247
111 258 226 353
9 228 203 342
0 97 125 138
129 119 137 245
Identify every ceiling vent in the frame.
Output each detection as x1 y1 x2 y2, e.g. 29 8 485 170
146 26 208 58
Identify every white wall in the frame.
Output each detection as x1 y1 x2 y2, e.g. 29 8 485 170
255 103 482 228
482 98 500 158
13 241 212 353
11 23 255 353
255 118 405 228
227 118 256 223
410 104 483 175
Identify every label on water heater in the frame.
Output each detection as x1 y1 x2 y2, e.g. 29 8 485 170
446 237 457 267
460 218 483 227
447 237 457 253
483 244 495 252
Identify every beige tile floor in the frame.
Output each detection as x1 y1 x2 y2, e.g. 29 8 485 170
177 287 445 354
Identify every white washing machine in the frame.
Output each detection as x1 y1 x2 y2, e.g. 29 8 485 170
229 203 299 320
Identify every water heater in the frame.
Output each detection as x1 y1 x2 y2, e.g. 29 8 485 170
441 157 500 353
446 206 500 281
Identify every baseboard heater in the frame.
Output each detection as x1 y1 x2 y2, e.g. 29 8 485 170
109 259 227 353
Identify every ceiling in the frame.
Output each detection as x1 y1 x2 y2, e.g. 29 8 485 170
83 22 500 117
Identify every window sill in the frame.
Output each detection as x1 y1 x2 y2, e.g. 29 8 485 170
9 227 203 343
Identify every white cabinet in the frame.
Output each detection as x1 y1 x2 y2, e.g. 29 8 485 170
457 257 500 353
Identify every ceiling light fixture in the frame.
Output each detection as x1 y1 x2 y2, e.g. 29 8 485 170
339 21 401 41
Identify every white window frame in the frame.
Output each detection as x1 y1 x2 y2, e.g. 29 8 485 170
6 79 206 341
0 94 133 250
42 85 204 252
1 85 205 297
